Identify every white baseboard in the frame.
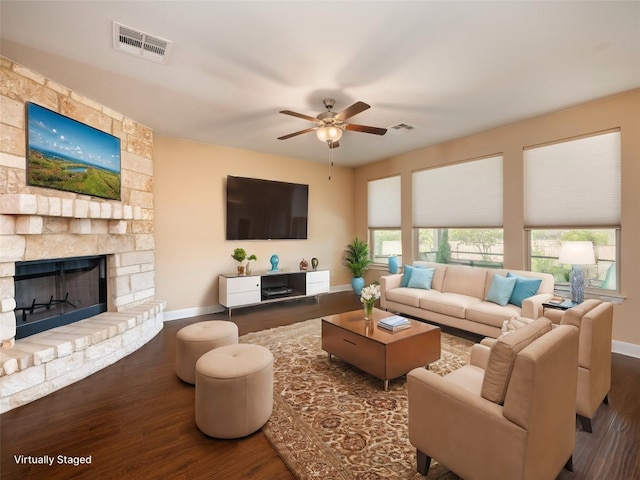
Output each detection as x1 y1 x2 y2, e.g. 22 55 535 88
163 305 225 322
613 340 640 359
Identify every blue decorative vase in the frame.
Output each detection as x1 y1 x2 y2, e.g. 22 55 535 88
388 256 398 274
351 277 365 295
270 254 280 272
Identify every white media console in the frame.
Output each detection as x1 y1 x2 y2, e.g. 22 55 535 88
219 269 330 315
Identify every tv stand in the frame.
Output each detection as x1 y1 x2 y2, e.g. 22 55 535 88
219 269 330 316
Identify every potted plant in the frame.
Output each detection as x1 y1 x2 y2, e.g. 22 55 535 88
231 248 247 275
344 237 373 295
246 254 257 275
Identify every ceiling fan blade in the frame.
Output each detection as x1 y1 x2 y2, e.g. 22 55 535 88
279 110 317 122
335 101 370 121
277 127 315 140
328 141 340 149
344 124 387 135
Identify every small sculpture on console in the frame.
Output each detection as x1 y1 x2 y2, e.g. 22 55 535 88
269 254 280 272
311 257 319 270
299 258 308 271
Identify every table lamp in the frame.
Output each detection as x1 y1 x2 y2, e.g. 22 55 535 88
558 241 595 304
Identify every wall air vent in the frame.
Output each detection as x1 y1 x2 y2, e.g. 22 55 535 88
113 22 172 64
388 123 416 135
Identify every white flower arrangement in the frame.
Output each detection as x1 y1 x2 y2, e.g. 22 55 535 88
360 283 381 306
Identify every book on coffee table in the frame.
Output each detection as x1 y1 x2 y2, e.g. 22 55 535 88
378 315 411 331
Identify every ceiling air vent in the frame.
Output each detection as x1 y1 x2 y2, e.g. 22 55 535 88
113 22 172 64
388 123 416 135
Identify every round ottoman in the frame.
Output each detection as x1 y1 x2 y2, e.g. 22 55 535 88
195 343 273 439
176 321 238 384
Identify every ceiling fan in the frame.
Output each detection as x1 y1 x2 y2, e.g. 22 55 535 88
278 98 387 149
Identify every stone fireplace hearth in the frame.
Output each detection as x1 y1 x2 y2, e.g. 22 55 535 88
0 57 165 413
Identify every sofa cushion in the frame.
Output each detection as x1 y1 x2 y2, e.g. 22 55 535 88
386 287 438 308
443 364 485 396
412 261 448 291
485 274 517 306
481 318 553 404
420 293 482 319
465 302 522 328
401 264 428 287
407 267 435 289
441 264 488 299
507 273 543 307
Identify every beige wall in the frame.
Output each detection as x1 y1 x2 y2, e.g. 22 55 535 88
153 136 355 315
355 89 640 350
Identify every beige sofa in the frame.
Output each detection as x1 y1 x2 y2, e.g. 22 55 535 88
380 262 554 338
408 319 579 479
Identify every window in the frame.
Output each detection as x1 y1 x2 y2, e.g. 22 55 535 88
368 176 401 266
529 229 618 291
413 155 503 266
371 229 402 264
416 228 504 267
524 131 621 292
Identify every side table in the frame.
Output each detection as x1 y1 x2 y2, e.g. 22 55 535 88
542 300 578 315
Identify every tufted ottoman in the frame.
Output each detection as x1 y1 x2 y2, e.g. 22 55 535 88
195 343 274 439
176 321 239 384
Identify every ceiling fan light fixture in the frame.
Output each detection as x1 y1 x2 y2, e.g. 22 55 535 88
316 125 342 144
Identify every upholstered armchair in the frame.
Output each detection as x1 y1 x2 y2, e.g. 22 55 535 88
543 299 614 432
408 319 579 480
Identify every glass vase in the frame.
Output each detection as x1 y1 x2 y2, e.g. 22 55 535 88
364 302 374 320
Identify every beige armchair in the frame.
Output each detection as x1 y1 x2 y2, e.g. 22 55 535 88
408 318 579 480
544 299 613 432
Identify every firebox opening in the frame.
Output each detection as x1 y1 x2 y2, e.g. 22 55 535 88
14 255 107 339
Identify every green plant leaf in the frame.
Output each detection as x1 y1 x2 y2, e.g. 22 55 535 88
343 237 373 278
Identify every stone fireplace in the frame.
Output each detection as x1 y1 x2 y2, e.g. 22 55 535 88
0 57 165 413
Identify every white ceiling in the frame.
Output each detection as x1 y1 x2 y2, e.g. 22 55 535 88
1 1 639 167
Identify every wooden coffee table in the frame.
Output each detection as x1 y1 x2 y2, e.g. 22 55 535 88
321 308 441 390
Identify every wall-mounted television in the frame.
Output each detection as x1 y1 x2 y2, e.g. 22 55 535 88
226 176 308 240
26 102 121 200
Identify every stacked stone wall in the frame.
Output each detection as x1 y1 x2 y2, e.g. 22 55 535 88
0 57 163 412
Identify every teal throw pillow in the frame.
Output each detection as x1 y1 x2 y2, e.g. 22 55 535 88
507 273 543 307
485 274 517 306
401 265 414 287
401 264 428 287
407 267 435 290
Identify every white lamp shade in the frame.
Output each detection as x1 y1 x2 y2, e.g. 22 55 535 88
316 126 342 143
558 241 595 265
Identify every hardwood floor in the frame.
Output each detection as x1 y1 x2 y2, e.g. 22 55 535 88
2 292 639 480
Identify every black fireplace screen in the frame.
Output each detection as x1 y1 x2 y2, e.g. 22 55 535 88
14 256 107 339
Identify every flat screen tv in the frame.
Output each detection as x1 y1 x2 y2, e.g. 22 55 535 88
26 102 121 200
226 176 308 240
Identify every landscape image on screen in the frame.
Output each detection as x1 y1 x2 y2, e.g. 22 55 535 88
26 102 121 200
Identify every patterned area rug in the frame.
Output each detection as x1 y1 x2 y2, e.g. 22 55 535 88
241 318 473 479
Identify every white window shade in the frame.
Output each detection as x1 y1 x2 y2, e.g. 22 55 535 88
413 155 503 227
524 131 621 227
368 176 401 228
